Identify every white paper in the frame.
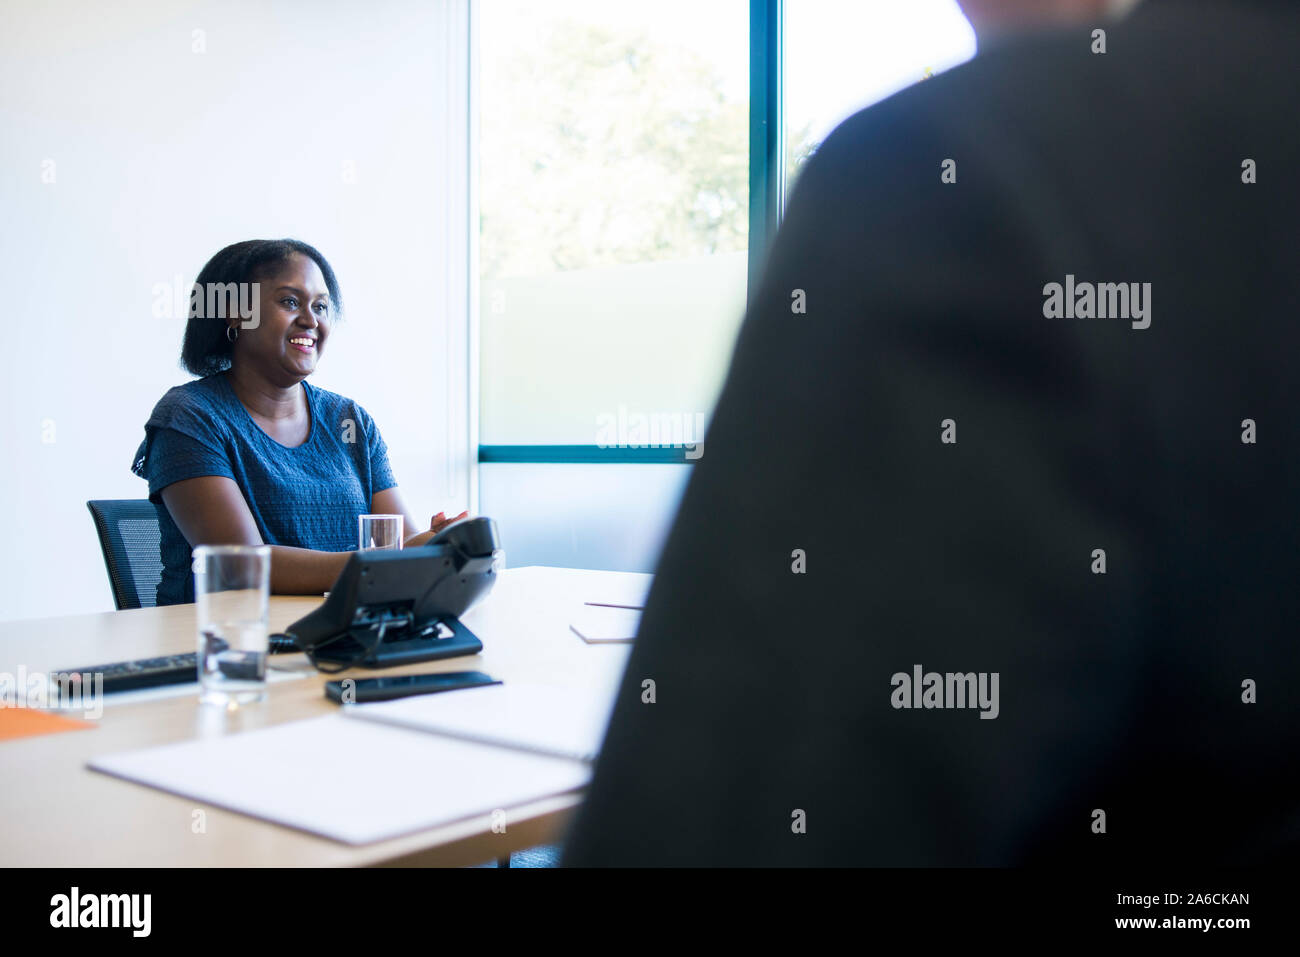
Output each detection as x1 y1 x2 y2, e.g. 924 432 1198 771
88 714 590 845
347 682 617 763
570 604 642 644
583 575 652 609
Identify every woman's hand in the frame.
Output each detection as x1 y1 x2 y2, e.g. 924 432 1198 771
403 510 470 548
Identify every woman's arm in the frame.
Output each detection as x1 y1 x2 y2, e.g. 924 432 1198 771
160 475 351 595
369 486 420 539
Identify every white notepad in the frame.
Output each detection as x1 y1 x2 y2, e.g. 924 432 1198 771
569 604 642 644
88 714 590 845
348 682 616 763
584 579 651 610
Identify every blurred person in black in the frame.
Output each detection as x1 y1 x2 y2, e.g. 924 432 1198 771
565 0 1300 865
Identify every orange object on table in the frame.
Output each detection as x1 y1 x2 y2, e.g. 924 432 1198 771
0 708 95 741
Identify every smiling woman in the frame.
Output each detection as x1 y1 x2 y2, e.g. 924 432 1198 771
131 239 466 605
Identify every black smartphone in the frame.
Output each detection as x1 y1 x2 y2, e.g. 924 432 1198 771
325 670 500 704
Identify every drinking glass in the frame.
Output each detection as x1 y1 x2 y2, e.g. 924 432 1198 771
358 514 404 551
193 545 271 706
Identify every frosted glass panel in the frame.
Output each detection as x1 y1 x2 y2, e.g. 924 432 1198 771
480 464 692 573
480 255 745 444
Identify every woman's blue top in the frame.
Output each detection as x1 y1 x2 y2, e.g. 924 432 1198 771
131 373 397 605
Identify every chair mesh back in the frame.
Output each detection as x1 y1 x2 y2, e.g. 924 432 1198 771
86 500 164 610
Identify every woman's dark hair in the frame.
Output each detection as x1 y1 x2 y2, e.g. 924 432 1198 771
180 239 343 377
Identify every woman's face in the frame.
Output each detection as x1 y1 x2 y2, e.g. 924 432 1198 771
231 252 333 384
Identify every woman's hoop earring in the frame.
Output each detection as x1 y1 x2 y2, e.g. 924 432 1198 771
226 325 239 343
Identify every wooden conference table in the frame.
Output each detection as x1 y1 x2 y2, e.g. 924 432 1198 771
0 566 648 867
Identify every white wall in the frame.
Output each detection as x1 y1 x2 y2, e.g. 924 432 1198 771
0 0 472 621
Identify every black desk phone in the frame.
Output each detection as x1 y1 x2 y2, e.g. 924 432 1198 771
281 517 502 671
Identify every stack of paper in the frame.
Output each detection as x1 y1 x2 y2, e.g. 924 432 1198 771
569 604 642 644
87 682 612 845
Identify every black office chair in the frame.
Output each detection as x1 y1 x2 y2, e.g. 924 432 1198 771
86 499 164 610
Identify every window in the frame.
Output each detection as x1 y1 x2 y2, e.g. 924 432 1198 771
784 0 975 194
477 0 749 570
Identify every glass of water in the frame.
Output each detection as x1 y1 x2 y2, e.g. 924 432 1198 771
358 514 404 551
193 545 271 706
